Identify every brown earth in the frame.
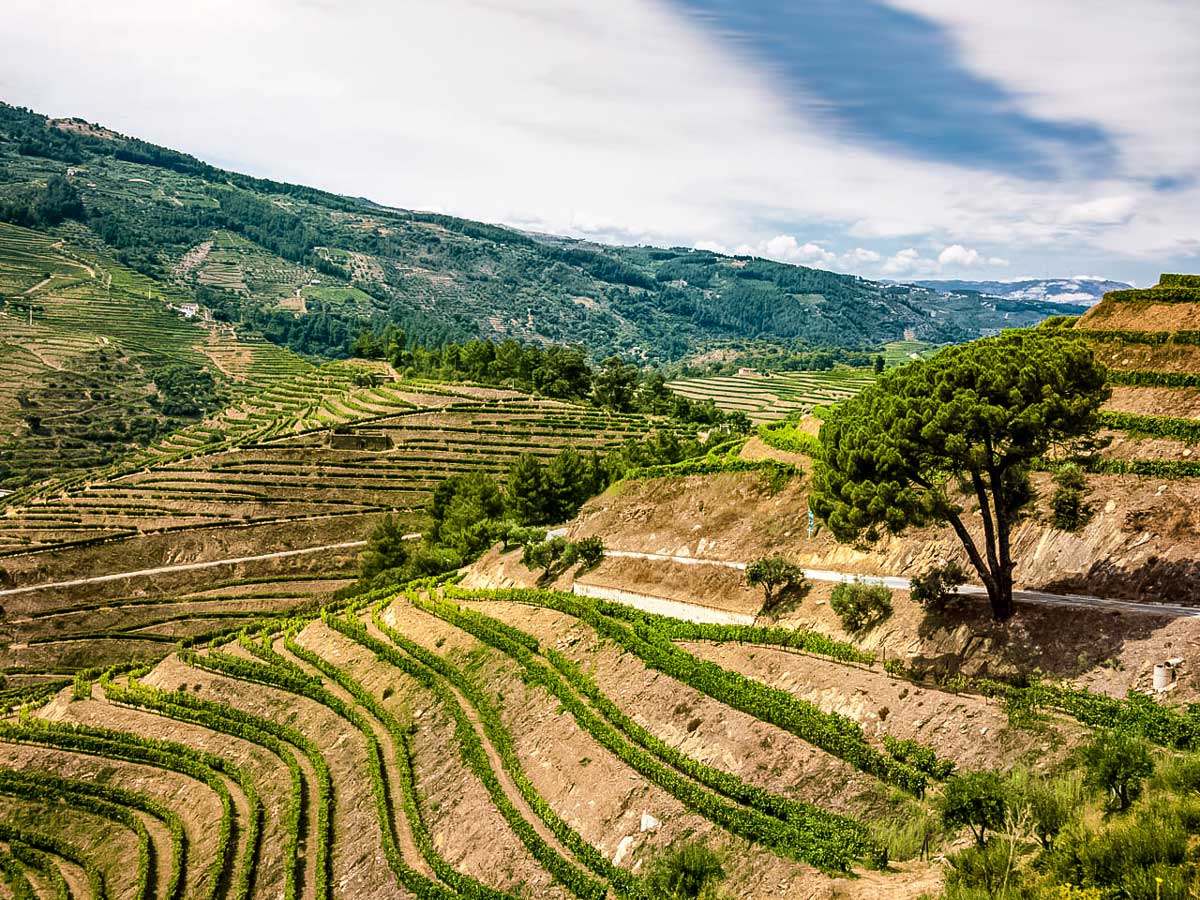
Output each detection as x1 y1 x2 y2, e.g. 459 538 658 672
1106 385 1200 418
377 599 912 899
1078 298 1200 331
1089 339 1200 373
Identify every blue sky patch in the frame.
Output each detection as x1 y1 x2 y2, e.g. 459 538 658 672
671 0 1117 179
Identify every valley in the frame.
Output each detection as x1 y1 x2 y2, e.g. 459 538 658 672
1 102 1199 900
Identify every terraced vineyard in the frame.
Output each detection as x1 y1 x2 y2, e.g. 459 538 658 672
0 377 667 555
666 368 878 423
0 582 937 900
9 573 1193 900
0 221 316 491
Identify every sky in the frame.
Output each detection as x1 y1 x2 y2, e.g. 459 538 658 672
1 0 1198 285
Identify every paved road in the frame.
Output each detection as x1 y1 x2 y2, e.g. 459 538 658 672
605 549 1200 618
4 540 1197 619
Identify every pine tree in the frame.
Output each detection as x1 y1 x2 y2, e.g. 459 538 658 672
506 453 548 524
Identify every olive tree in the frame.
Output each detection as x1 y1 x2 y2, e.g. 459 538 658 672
811 333 1108 621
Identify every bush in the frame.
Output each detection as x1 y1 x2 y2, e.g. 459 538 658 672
1081 729 1153 811
909 560 967 613
944 838 1024 898
645 842 727 900
1046 802 1192 898
1051 464 1093 532
940 771 1007 846
745 555 808 612
829 579 893 632
1024 772 1084 850
501 522 547 552
574 536 605 570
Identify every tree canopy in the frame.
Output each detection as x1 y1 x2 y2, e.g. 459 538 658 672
810 332 1109 620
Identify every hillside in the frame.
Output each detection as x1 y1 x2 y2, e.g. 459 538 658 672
3 100 1199 900
0 102 1079 367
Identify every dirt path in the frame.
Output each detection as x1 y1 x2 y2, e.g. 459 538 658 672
0 542 368 598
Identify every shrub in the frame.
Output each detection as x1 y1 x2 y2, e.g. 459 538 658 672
501 522 546 552
829 579 893 632
940 771 1007 846
909 560 967 613
1081 729 1153 811
1025 772 1084 850
944 838 1023 898
522 536 568 571
745 555 808 612
645 842 727 900
1051 464 1093 532
1046 803 1191 897
573 536 605 570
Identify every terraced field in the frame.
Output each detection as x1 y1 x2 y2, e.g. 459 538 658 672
0 376 664 555
0 221 316 491
666 368 877 423
0 583 931 900
7 574 1192 900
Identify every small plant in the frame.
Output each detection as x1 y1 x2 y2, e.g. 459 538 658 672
1081 729 1153 811
830 579 893 632
910 560 967 613
645 841 728 900
745 555 808 612
1051 463 1094 532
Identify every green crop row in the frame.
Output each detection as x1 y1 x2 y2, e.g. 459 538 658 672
756 422 824 458
444 588 928 796
412 591 883 870
7 840 71 900
1098 411 1200 442
0 823 105 900
583 602 876 665
624 456 798 483
352 608 639 900
105 673 313 900
0 715 250 900
881 736 955 781
0 769 155 900
279 629 527 900
217 629 592 900
0 848 37 900
1106 287 1200 303
976 679 1200 750
1106 369 1200 388
1081 329 1200 346
1069 457 1200 479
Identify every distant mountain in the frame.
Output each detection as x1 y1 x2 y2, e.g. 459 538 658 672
0 102 1080 362
913 278 1132 306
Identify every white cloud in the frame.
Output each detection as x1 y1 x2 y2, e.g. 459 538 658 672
937 244 982 267
936 244 1010 268
1059 196 1137 226
0 0 1193 282
882 248 935 276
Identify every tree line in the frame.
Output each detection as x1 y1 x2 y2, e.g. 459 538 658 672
353 331 752 425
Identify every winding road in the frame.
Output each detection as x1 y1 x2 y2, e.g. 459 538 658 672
2 541 1196 619
603 549 1200 618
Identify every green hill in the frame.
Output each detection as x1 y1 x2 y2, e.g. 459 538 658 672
0 102 1079 367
